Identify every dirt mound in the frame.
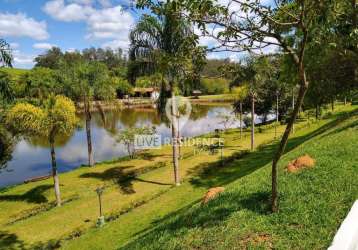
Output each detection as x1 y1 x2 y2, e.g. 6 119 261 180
287 155 315 173
202 187 225 205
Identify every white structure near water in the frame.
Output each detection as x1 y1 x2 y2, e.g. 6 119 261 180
329 200 358 250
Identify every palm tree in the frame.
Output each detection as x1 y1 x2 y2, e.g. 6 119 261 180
60 60 115 167
0 39 13 105
0 39 12 67
129 2 196 186
6 95 77 206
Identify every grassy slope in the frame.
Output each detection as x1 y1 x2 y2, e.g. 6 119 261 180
60 105 358 250
0 68 28 81
114 110 358 249
0 105 356 249
0 106 292 249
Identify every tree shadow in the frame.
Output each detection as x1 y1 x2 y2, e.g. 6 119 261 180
80 162 167 194
0 185 52 204
188 110 358 189
120 190 270 249
320 118 358 139
0 231 26 250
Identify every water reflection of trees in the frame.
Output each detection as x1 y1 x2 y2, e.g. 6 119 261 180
190 104 211 121
0 125 14 170
26 132 74 148
91 109 163 135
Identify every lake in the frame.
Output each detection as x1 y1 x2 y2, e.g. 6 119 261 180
1 103 250 188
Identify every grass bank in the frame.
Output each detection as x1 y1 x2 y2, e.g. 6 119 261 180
114 108 358 249
0 105 356 249
189 94 235 103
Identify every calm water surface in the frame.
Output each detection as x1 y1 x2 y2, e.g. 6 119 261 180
1 104 252 188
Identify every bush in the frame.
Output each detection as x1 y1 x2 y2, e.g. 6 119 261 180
115 78 133 97
200 78 230 95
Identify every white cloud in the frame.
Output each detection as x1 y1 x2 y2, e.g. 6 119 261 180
12 50 35 69
86 5 134 43
43 1 135 51
33 43 57 50
43 0 94 22
102 38 129 50
0 12 49 40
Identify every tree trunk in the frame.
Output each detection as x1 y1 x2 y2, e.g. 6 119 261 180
275 93 279 138
251 94 255 151
171 90 180 186
50 138 61 207
344 96 347 105
271 72 309 213
331 98 335 111
85 99 94 167
178 117 181 159
315 104 319 119
292 89 295 133
239 101 243 139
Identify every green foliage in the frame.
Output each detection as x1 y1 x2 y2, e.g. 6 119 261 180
129 1 203 98
6 95 77 140
113 77 133 97
116 126 156 158
200 78 229 95
34 47 63 70
135 74 161 88
0 124 14 170
230 86 248 101
25 67 58 101
0 70 14 105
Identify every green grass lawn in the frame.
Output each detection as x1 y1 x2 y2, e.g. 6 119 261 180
189 94 235 102
0 104 356 249
115 109 358 249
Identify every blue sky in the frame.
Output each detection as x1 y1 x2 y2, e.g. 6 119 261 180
0 0 275 68
0 0 139 68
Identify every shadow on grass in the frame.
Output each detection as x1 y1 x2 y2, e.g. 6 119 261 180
0 185 52 204
188 109 358 189
119 110 358 249
80 162 167 194
0 231 26 250
120 190 272 250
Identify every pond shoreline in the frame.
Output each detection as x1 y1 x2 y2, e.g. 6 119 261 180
75 95 235 113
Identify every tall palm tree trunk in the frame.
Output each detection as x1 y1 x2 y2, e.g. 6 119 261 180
85 98 94 167
251 94 255 151
171 89 180 186
50 137 61 207
275 93 279 138
239 101 243 139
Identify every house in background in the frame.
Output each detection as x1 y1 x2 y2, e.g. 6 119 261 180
132 87 160 100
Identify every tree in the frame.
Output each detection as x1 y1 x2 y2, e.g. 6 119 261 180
60 60 114 167
34 47 63 69
167 0 332 212
116 126 156 159
0 39 12 67
231 86 248 139
6 95 77 206
130 1 200 185
25 67 57 103
0 71 14 106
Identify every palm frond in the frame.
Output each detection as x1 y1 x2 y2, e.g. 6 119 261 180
0 39 13 68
